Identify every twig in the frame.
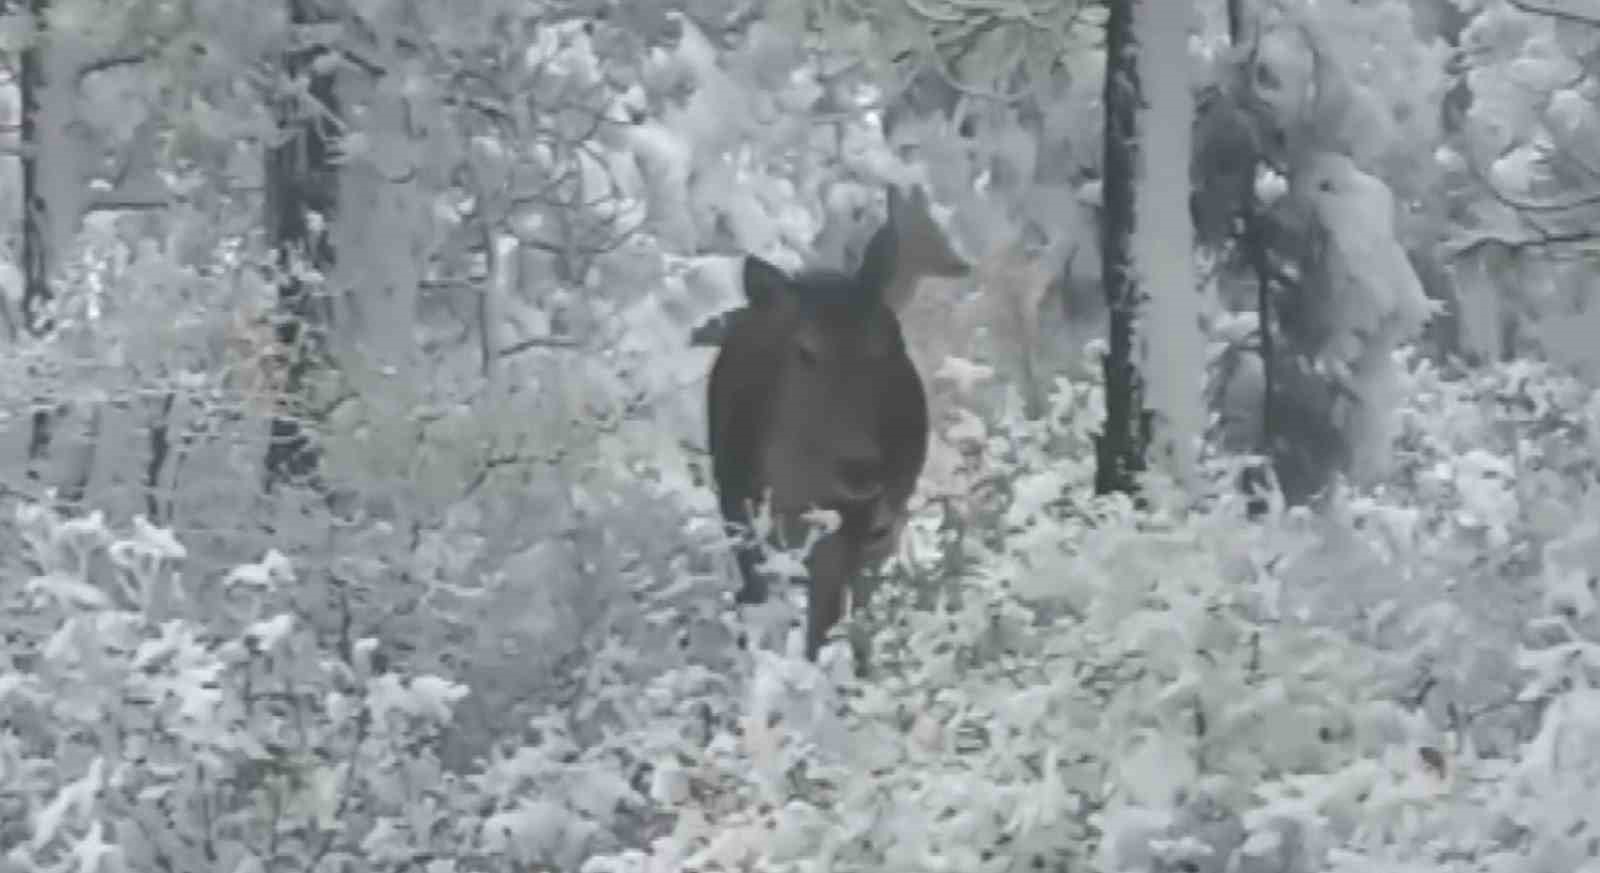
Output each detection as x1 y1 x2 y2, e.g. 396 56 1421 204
496 335 581 358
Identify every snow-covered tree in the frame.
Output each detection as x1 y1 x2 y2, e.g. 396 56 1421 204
1201 0 1447 503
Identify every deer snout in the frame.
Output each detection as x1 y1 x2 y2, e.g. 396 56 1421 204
866 517 895 544
834 454 885 501
861 504 905 562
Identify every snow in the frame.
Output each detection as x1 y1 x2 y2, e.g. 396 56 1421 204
1135 0 1203 487
1298 151 1436 484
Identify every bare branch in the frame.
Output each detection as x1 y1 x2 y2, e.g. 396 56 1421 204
1464 146 1600 219
418 277 486 291
85 177 173 212
1444 227 1600 259
84 197 169 213
76 51 150 85
497 335 581 358
1505 0 1600 29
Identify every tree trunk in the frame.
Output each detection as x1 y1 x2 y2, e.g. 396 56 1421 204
1094 0 1151 497
18 0 49 336
1224 0 1278 512
262 0 340 492
18 0 54 485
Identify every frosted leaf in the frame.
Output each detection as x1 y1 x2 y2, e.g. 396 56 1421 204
27 571 111 609
1543 567 1598 620
361 819 410 862
1489 144 1544 194
1300 151 1435 341
70 819 121 873
1097 804 1174 873
1239 826 1283 858
945 408 987 444
1007 469 1068 527
1254 166 1288 205
1516 641 1600 702
480 800 575 861
1518 688 1600 780
1448 449 1518 546
934 355 996 394
1117 729 1197 809
342 129 371 161
720 186 780 256
909 711 944 754
132 516 186 559
1007 746 1075 835
687 820 768 871
648 761 690 805
666 12 720 77
799 506 841 536
223 550 295 591
32 756 105 849
755 548 809 583
1434 144 1466 173
1547 87 1590 133
1508 55 1581 92
580 850 658 873
244 613 295 653
367 673 469 724
56 510 111 549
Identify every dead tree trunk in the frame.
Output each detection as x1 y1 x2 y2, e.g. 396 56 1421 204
261 0 339 493
1094 0 1152 497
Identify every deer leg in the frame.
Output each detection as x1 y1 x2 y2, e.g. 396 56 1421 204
842 506 906 675
845 569 883 677
805 532 866 663
732 542 768 604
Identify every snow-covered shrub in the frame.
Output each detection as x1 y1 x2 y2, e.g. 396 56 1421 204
565 350 1600 873
0 503 749 871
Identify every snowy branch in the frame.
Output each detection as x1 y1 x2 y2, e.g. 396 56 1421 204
76 51 150 84
497 336 581 358
85 174 174 212
84 194 170 212
1504 0 1600 29
1444 228 1600 259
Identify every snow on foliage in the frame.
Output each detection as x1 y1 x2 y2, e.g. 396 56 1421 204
7 1 1600 872
1294 151 1439 485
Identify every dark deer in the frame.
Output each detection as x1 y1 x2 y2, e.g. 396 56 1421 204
705 184 970 665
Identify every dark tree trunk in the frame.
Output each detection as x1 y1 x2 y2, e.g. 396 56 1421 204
261 0 340 493
19 0 54 484
1224 0 1278 513
1094 0 1151 497
18 0 49 336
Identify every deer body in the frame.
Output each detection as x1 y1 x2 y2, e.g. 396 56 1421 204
705 185 968 663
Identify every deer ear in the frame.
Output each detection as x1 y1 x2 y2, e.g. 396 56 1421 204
742 255 790 308
856 221 895 303
868 184 972 313
892 185 972 279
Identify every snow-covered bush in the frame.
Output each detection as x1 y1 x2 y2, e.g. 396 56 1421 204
0 504 743 871
565 352 1600 873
